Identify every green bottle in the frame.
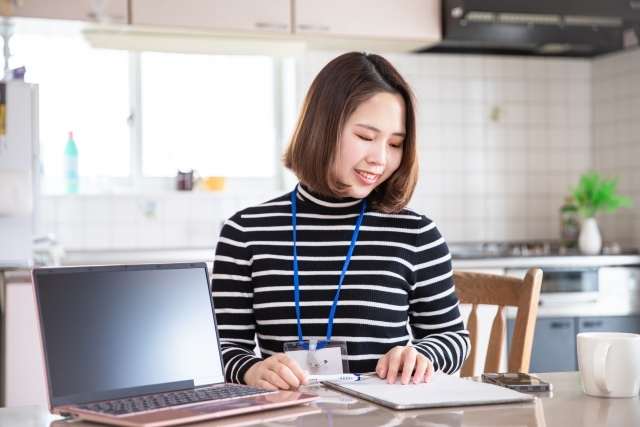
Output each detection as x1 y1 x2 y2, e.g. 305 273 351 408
560 196 579 249
64 131 78 193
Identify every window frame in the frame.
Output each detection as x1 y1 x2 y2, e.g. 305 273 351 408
127 52 288 194
37 48 291 194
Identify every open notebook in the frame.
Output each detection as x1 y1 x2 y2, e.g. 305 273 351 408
323 371 536 410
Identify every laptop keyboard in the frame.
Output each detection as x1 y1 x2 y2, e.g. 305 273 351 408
76 385 274 416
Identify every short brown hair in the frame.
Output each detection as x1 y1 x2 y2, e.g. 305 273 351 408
282 52 419 214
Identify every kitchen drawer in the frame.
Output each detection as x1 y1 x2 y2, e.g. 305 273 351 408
508 317 577 373
577 316 640 335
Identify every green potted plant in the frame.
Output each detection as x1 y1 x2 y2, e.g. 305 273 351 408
571 171 633 255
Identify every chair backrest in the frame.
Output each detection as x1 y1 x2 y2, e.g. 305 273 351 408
454 268 543 377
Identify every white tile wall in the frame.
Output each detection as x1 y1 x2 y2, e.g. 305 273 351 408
592 47 640 248
41 192 281 251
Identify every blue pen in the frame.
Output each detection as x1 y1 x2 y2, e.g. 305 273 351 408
307 374 371 385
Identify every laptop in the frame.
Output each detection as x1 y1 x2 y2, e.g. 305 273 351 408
31 262 319 427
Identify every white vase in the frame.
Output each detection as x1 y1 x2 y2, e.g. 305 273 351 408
578 217 602 255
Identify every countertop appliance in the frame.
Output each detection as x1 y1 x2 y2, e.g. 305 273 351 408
506 267 602 305
423 0 640 57
0 80 39 266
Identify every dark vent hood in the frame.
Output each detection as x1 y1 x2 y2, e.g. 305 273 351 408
420 0 640 57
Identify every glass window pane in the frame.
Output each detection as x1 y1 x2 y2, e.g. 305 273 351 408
10 34 130 178
140 53 275 178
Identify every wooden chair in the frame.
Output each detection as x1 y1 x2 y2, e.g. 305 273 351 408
454 268 543 377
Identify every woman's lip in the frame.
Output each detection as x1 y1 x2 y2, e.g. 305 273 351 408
355 169 379 184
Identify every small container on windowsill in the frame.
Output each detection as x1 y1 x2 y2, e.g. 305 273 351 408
176 170 194 191
202 176 225 191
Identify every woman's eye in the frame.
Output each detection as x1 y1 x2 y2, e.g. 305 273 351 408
390 143 403 148
357 135 373 142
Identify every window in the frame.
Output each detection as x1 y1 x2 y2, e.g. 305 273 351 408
9 29 286 193
10 34 130 181
140 53 277 178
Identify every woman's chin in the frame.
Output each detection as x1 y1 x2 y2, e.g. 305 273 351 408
347 184 376 199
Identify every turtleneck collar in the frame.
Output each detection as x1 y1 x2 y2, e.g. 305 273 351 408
297 184 363 209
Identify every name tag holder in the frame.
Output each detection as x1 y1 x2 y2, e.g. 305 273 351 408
284 339 349 375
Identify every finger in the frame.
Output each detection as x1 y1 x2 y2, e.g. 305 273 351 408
269 363 303 389
425 360 435 383
276 354 309 386
386 348 404 384
264 369 295 390
376 355 389 379
256 379 280 391
413 355 428 384
400 349 417 385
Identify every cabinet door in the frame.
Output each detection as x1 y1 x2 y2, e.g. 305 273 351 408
5 282 48 406
577 316 640 335
8 0 128 23
131 0 291 33
294 0 440 41
508 317 577 373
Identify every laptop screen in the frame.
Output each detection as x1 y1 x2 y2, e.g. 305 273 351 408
33 263 225 407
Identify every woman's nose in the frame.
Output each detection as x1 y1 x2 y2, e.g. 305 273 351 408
367 141 387 166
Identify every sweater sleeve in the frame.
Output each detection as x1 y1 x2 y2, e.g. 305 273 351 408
408 216 470 374
211 213 262 384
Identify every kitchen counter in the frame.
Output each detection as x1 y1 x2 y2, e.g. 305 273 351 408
58 250 640 270
452 254 640 269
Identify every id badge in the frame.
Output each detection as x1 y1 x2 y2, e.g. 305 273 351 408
283 339 349 374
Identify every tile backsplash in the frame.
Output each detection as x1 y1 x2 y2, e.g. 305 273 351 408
592 47 640 248
40 193 278 251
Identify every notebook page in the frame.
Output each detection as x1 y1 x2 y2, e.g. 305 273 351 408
324 371 535 409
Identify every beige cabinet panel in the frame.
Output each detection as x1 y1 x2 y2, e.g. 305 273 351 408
294 0 440 41
8 0 128 23
131 0 291 33
5 282 48 407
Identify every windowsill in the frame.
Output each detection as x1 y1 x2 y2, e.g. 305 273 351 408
40 175 293 196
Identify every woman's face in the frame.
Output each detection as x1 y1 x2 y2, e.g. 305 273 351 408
337 92 406 199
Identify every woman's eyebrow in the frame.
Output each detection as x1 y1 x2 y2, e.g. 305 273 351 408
355 123 406 137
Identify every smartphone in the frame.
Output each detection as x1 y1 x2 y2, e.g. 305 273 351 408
481 373 553 392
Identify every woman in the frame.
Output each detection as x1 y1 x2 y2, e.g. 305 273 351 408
212 52 469 391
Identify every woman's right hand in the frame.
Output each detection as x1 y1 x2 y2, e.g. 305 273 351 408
243 353 308 390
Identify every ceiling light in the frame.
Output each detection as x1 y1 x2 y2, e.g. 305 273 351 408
498 13 560 25
535 43 572 54
465 11 494 22
564 16 623 27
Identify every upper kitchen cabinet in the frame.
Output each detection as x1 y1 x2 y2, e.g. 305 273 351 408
131 0 291 34
4 0 128 24
294 0 441 47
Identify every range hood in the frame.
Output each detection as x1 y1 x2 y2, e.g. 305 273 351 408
421 0 640 57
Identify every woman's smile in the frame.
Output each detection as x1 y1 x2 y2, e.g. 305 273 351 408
355 169 381 184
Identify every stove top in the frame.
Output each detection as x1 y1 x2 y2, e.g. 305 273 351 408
448 241 636 259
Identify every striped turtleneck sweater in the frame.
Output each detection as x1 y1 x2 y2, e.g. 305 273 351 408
212 185 470 384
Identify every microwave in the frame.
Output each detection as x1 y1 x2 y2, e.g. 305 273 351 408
505 267 599 305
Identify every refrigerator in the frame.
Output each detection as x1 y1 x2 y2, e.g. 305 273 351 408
0 80 39 265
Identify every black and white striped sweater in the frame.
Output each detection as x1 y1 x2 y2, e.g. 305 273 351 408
211 185 470 384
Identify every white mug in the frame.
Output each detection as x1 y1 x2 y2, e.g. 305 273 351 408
577 332 640 398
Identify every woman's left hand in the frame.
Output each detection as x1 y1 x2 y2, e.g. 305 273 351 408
376 346 434 385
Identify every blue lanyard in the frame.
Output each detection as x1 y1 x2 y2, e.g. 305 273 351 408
291 186 366 350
